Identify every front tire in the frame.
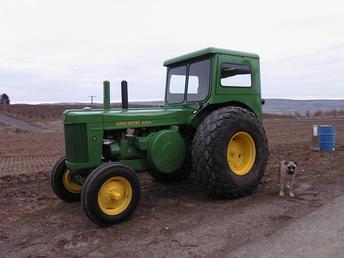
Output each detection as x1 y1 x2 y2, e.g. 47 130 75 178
192 106 268 198
50 157 82 202
81 163 141 226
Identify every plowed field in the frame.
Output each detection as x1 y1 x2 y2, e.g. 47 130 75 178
1 119 344 257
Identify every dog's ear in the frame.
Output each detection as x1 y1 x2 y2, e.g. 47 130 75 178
294 161 298 165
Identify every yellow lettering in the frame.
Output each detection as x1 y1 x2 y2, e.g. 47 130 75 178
115 120 152 127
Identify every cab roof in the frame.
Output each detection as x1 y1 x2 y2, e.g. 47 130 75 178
163 47 259 66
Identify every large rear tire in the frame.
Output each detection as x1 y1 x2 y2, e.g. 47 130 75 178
81 163 141 226
192 106 268 198
50 157 82 202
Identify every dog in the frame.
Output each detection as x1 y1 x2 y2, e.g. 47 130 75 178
279 160 297 198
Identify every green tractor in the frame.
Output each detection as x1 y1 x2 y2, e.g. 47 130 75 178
51 48 268 226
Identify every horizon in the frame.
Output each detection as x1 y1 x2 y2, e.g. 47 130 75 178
9 97 344 105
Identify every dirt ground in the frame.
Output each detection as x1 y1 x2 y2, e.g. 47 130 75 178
1 118 344 257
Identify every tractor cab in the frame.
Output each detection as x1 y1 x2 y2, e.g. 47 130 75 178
163 47 262 120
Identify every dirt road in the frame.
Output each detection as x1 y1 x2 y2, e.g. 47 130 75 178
231 192 344 258
1 119 344 257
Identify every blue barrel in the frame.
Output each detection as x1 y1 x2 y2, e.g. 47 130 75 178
318 125 335 151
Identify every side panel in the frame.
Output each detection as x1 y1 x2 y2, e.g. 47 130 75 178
207 54 262 120
215 54 261 95
102 108 195 130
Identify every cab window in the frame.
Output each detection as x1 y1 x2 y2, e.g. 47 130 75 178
220 63 251 87
187 59 211 102
166 65 186 103
166 59 211 104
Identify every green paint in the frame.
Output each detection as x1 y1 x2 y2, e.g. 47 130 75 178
63 48 263 174
147 128 186 173
119 159 147 171
163 47 259 66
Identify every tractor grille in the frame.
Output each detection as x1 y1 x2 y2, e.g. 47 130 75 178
64 124 89 163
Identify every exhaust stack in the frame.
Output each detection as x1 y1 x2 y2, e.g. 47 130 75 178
103 80 110 111
121 80 129 109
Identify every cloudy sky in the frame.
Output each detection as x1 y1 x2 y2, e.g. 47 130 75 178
0 0 343 103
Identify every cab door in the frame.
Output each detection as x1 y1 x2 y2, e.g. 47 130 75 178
215 54 260 96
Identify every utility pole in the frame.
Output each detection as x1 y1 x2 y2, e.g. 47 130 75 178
88 95 96 105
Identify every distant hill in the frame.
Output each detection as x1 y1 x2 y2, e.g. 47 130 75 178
131 99 344 116
8 99 344 117
263 99 344 115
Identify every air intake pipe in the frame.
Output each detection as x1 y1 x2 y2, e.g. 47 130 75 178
121 80 129 109
103 80 110 112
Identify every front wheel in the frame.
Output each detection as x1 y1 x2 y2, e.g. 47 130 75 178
192 106 268 198
81 163 141 226
50 157 82 202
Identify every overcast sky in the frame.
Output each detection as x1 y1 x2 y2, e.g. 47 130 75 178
0 0 343 103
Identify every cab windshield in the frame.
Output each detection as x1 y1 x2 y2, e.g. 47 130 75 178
166 59 211 104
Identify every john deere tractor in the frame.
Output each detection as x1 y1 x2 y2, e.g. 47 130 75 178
51 47 268 226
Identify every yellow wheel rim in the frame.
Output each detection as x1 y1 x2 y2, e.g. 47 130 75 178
227 131 256 176
62 170 82 193
98 177 132 216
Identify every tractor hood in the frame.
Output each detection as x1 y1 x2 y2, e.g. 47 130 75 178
64 107 197 129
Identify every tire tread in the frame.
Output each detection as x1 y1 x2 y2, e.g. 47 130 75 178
192 106 268 198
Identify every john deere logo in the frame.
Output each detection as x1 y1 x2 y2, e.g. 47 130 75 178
115 121 152 126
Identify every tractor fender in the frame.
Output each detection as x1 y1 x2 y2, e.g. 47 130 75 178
190 101 256 129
